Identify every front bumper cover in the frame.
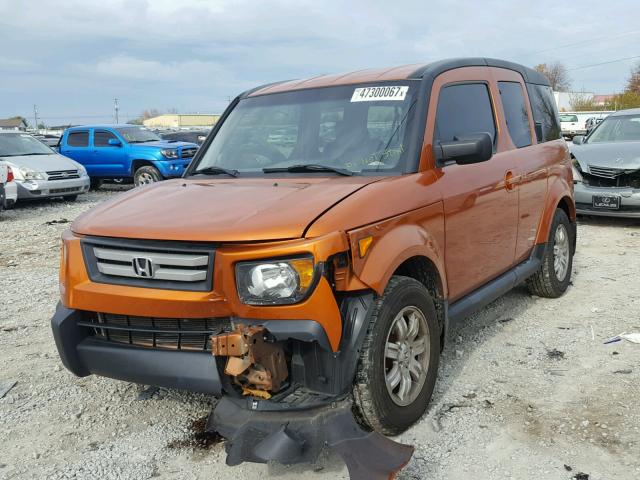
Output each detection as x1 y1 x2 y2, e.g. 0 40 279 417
574 182 640 218
51 303 222 395
210 396 414 479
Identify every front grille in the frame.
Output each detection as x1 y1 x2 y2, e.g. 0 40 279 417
50 187 81 194
80 313 231 351
47 169 80 180
583 167 640 188
81 237 215 291
180 147 197 158
588 165 623 179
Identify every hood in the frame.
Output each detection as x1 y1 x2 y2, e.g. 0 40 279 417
129 140 197 149
72 177 381 242
0 153 81 173
571 141 640 171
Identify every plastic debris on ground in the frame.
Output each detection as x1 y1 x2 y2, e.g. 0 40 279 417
604 332 640 345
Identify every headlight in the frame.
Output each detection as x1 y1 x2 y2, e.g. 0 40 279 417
235 256 315 305
571 159 583 183
19 167 45 180
161 149 179 159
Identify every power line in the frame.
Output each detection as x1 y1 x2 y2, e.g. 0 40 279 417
525 29 640 57
567 55 640 71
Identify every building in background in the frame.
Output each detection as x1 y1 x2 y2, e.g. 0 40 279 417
143 114 220 129
0 118 28 131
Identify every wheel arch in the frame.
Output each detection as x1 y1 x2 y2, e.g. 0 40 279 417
130 158 158 176
535 177 576 246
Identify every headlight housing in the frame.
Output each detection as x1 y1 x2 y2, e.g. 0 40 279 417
19 167 45 181
161 149 179 159
235 256 315 305
571 159 583 183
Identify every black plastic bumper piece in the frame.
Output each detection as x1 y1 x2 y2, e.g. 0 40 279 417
209 396 414 479
50 302 222 395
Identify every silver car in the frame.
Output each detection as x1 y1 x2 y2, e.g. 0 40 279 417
0 132 90 202
571 108 640 218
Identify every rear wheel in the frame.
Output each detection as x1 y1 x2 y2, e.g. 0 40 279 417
134 165 162 187
527 208 574 298
352 276 440 436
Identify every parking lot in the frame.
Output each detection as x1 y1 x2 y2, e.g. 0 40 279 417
1 189 639 480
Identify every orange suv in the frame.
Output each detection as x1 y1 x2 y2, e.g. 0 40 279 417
52 58 575 475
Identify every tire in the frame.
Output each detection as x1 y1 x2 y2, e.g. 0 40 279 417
134 165 162 187
527 208 574 298
90 179 102 190
63 195 78 202
352 276 440 436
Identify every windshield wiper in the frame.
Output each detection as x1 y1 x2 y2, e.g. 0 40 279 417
191 166 239 177
20 152 51 156
263 164 353 176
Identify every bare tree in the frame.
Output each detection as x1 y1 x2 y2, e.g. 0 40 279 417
534 62 571 92
626 62 640 94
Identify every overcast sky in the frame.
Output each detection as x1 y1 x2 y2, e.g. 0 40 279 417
1 0 639 125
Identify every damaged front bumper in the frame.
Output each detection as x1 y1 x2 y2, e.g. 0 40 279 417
210 396 413 480
51 294 415 477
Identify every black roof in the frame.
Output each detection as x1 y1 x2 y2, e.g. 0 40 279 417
409 57 550 86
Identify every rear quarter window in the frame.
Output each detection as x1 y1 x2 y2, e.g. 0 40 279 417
498 82 532 148
526 84 561 142
67 131 89 147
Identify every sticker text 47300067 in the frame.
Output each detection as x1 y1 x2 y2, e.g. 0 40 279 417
351 86 409 102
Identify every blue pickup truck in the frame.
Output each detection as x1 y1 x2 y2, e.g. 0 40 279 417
58 125 199 187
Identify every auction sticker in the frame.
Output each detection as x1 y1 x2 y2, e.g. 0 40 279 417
351 85 408 102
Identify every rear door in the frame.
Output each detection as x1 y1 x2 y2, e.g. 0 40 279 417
492 68 548 262
93 129 128 176
60 130 91 171
427 67 519 301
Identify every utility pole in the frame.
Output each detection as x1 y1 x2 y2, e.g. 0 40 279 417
33 105 39 134
114 98 119 124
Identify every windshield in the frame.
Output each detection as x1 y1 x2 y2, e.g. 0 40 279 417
560 114 578 122
191 82 421 176
586 114 640 143
115 126 162 143
0 133 54 156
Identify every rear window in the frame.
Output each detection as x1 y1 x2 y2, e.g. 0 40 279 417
526 84 561 142
434 83 496 146
559 114 579 122
498 82 532 148
67 131 89 147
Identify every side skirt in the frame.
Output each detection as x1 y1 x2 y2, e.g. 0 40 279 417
447 243 546 325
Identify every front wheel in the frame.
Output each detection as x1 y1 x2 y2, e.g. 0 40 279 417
527 208 574 298
63 195 78 202
352 276 440 436
134 165 162 187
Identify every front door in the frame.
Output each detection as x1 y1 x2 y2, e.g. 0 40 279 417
429 68 519 301
92 130 128 177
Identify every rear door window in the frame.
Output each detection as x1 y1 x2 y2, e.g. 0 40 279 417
94 130 118 147
67 131 89 147
434 83 496 147
498 81 532 148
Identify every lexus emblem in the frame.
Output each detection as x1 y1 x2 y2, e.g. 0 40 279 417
132 257 154 278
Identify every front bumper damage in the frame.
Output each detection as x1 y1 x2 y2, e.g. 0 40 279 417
51 294 416 478
209 396 413 480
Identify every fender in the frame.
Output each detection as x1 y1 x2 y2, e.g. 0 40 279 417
535 173 576 245
347 203 447 297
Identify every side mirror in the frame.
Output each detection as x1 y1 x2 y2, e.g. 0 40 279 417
108 138 122 146
572 135 585 145
438 133 493 165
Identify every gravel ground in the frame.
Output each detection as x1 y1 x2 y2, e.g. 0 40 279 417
1 188 639 480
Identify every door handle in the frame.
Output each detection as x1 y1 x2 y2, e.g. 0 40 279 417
504 170 520 191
